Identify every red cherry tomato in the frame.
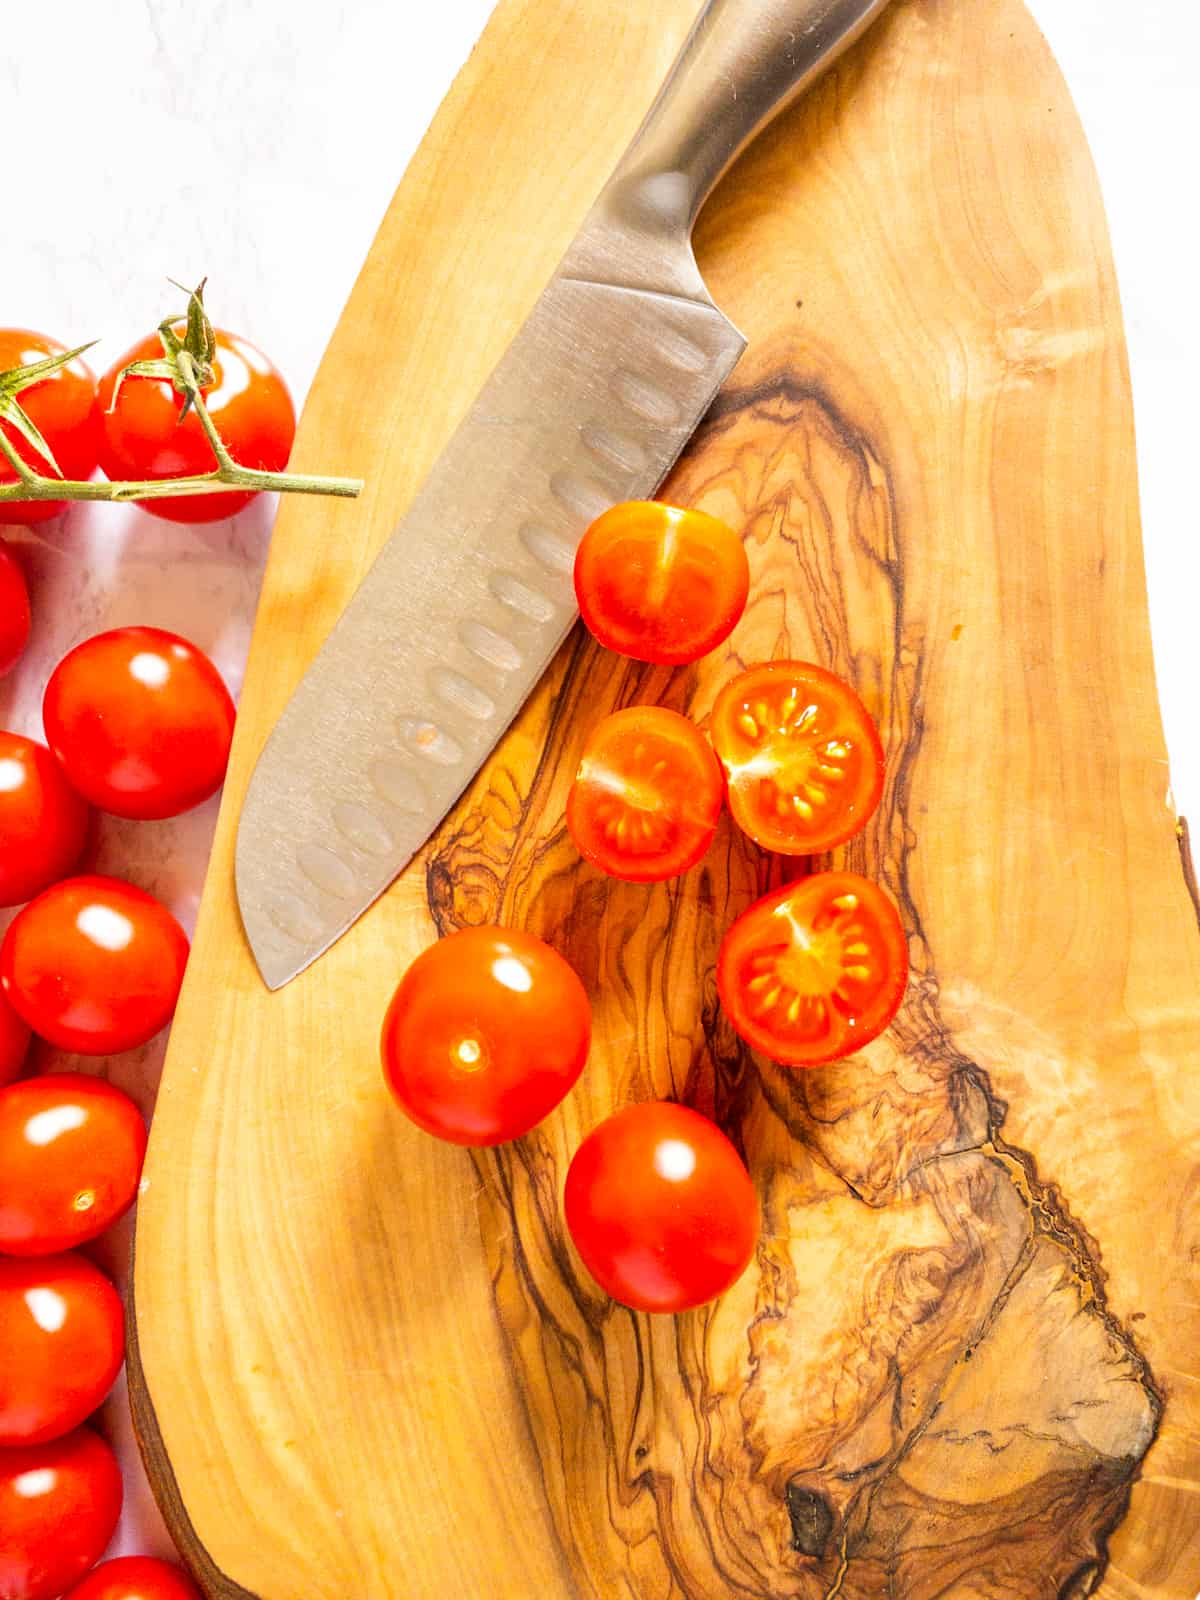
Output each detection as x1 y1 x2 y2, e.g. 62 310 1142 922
44 627 236 821
0 1073 147 1255
0 1253 124 1445
0 986 30 1086
717 871 908 1066
381 926 591 1146
566 706 724 882
1 876 189 1056
64 1557 204 1600
564 1101 759 1313
0 1427 123 1600
574 501 749 664
0 732 91 907
710 661 885 855
0 330 100 526
96 328 296 523
0 543 31 676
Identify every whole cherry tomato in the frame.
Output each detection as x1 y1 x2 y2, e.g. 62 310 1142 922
0 1427 123 1600
382 926 591 1146
0 542 31 675
710 661 884 855
717 871 908 1066
0 329 100 526
96 328 295 523
0 731 91 907
0 1252 124 1445
64 1558 204 1600
566 706 723 882
44 626 236 820
0 986 30 1086
1 876 189 1055
0 1073 147 1255
564 1101 759 1314
574 502 749 664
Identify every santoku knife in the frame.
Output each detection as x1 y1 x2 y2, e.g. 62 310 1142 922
237 0 894 990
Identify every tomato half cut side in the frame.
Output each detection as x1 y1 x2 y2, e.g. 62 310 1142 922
574 501 750 664
566 706 724 882
718 871 908 1066
710 661 884 855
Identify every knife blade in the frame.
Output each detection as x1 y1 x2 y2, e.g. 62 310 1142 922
237 0 893 990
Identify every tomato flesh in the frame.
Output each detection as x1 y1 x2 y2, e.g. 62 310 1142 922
382 926 591 1146
0 544 31 676
0 330 100 525
564 1101 759 1313
0 732 91 908
63 1557 205 1600
44 626 236 820
0 986 30 1086
718 871 908 1066
96 327 295 523
0 1252 125 1445
0 1427 123 1600
574 501 749 664
0 1072 147 1255
710 661 884 855
566 706 723 882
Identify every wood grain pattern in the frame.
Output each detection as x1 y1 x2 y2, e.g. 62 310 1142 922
129 0 1200 1596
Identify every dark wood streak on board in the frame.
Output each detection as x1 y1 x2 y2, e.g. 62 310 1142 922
425 373 1161 1599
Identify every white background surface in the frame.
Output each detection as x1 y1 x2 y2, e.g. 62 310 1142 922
2 0 1197 1572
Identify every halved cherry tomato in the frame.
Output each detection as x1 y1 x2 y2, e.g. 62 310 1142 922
710 661 884 855
64 1557 204 1600
1 876 189 1055
44 626 236 820
717 871 908 1066
0 330 100 526
382 926 591 1146
564 1101 759 1314
0 1252 125 1445
0 543 31 676
0 1426 123 1600
574 501 749 664
0 732 91 907
0 987 30 1086
0 1073 147 1255
566 706 723 882
96 328 295 523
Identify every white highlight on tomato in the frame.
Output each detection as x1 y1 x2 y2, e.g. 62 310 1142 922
0 758 24 792
12 1468 56 1498
128 651 170 689
25 1105 86 1146
491 956 532 993
76 904 134 951
653 1138 697 1183
24 1287 68 1333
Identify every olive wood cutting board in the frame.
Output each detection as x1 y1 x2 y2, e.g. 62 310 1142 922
128 0 1200 1595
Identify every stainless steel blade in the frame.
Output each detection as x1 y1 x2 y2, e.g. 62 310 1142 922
237 0 894 987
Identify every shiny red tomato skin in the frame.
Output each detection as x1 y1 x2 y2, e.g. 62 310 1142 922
0 544 31 675
382 926 592 1146
64 1558 204 1600
1 876 189 1056
0 330 100 525
574 502 750 664
566 706 724 883
0 732 91 907
0 1427 123 1600
0 1252 124 1445
0 986 30 1086
0 1073 147 1255
717 871 908 1066
564 1102 759 1314
44 627 236 820
96 328 295 523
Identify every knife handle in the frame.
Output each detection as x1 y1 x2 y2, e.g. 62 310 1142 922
610 0 893 231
